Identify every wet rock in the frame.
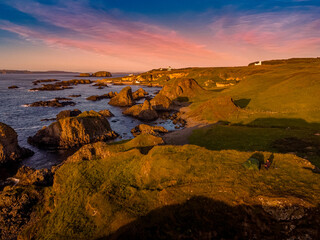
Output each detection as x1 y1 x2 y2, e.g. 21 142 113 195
29 79 92 91
98 109 114 117
109 86 135 107
131 124 168 137
0 122 34 165
28 110 118 149
56 109 82 120
69 94 81 98
27 99 76 107
29 85 73 91
40 118 56 122
54 97 72 101
132 88 148 100
93 82 108 87
32 79 60 84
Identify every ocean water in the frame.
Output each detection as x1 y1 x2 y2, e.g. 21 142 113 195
0 73 175 169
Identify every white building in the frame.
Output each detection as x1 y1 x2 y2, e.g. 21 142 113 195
254 61 262 66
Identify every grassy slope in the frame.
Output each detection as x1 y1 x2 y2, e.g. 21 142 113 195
23 138 320 239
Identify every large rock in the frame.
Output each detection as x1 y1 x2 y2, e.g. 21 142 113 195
109 86 135 107
28 111 118 149
123 100 158 121
0 123 33 165
132 88 148 100
159 78 205 100
131 124 168 137
138 100 158 121
150 94 172 111
56 109 82 120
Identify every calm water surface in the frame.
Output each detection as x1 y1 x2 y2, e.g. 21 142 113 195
0 73 175 169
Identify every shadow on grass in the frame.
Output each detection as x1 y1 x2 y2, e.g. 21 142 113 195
247 118 320 129
189 118 320 168
233 98 251 108
101 196 320 240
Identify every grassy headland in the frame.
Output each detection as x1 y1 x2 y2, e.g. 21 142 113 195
5 58 320 239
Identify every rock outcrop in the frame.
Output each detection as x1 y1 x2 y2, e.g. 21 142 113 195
56 109 82 120
79 71 112 77
26 99 76 107
159 78 205 100
0 123 33 165
98 109 114 117
92 71 112 77
150 94 172 111
79 73 91 77
28 111 118 149
30 79 92 91
131 124 168 137
108 86 135 107
8 86 19 89
0 185 39 240
0 166 53 240
123 100 158 121
132 88 148 100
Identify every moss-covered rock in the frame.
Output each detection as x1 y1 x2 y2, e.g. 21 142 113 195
28 111 118 149
22 143 320 239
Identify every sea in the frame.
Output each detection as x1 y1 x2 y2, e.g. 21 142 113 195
0 73 175 169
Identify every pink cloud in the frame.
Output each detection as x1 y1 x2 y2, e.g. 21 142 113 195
0 1 227 69
209 11 320 55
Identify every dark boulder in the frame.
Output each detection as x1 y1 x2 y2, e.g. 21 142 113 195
28 111 118 149
0 122 34 165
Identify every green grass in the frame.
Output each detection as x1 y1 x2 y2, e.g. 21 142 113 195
189 124 320 167
21 134 320 239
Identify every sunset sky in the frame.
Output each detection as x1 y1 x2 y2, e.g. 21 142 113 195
0 0 319 72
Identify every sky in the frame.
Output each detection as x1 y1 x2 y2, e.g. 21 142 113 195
0 0 319 72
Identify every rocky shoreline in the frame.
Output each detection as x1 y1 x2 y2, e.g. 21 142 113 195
1 74 320 240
